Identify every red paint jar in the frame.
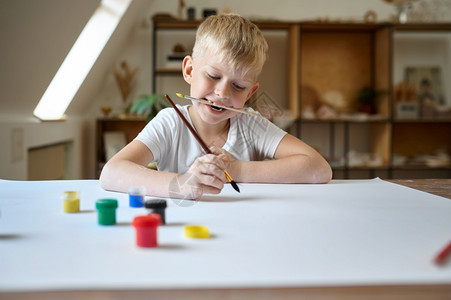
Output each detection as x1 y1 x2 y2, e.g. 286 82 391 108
132 213 161 248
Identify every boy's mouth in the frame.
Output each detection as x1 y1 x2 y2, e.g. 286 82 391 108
210 104 223 111
204 98 224 112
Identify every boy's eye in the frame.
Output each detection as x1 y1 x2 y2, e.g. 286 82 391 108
207 73 220 80
233 83 245 91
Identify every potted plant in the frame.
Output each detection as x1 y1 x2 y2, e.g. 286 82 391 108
357 86 377 115
129 94 168 122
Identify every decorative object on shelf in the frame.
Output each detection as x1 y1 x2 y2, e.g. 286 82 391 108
383 0 418 23
301 85 321 118
187 7 195 20
356 87 379 115
166 44 187 68
322 90 347 112
423 150 450 168
316 104 338 119
220 7 233 14
403 0 451 22
348 150 383 168
396 102 419 119
410 149 450 168
100 95 112 117
129 94 168 122
405 66 445 117
101 106 112 117
363 10 378 23
178 0 185 20
393 81 419 118
113 61 138 113
393 81 417 102
203 9 217 19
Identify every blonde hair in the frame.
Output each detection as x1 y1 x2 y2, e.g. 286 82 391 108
192 14 268 78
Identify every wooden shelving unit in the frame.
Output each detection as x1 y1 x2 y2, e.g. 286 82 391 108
95 118 147 177
151 17 451 179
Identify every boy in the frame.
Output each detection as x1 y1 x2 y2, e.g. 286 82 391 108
100 14 332 200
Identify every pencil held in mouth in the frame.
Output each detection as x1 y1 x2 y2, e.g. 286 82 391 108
165 94 240 193
176 93 259 117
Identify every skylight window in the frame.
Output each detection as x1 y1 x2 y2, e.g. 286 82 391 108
33 0 132 120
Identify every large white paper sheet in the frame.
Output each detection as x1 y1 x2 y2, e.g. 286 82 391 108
0 178 450 292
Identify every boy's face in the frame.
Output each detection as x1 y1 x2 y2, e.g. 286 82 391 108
182 51 259 125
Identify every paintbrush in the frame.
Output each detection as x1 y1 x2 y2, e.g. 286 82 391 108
165 94 240 193
176 93 259 116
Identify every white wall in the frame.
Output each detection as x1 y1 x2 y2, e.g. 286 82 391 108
0 118 86 180
0 0 99 180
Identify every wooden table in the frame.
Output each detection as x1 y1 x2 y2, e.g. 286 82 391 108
388 179 451 200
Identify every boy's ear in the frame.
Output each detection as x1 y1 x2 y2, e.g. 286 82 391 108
182 56 194 84
247 82 259 100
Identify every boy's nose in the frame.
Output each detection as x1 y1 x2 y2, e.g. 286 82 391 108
214 81 231 100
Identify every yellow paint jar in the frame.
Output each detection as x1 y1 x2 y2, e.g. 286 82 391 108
63 191 80 213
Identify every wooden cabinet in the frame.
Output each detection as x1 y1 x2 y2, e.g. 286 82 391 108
95 118 147 177
152 18 451 179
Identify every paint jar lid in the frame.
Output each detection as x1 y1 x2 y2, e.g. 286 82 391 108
132 213 161 228
96 199 118 210
63 191 79 200
128 186 146 195
184 225 210 239
144 199 167 209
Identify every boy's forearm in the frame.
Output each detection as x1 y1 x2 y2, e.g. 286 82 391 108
233 155 332 184
99 160 176 198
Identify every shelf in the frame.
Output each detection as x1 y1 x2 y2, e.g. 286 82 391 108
392 163 451 170
154 18 199 29
154 18 293 30
394 23 451 31
393 117 451 123
331 165 390 170
298 117 390 123
300 22 391 32
97 116 147 121
155 67 183 74
330 161 451 171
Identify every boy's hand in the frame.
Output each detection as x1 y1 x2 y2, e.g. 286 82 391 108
210 146 239 178
175 152 228 200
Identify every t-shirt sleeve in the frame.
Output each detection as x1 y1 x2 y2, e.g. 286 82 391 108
234 109 287 161
251 114 287 160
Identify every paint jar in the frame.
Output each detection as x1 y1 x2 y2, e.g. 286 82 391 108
95 199 118 225
63 191 80 213
132 213 161 248
144 199 167 225
128 186 146 208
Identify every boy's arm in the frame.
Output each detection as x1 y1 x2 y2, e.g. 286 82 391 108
99 140 227 199
230 134 332 184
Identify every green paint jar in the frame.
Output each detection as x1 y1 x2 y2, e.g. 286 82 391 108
95 199 118 225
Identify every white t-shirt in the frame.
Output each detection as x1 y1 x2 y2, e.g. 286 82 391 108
135 105 287 173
